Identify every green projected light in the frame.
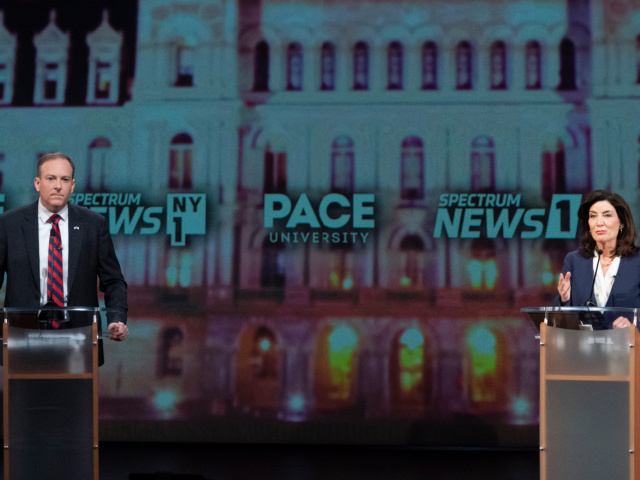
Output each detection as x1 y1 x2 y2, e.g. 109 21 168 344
399 328 424 393
467 327 498 402
328 325 358 387
468 259 498 290
467 327 497 375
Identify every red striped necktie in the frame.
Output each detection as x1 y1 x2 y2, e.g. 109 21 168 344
47 214 64 327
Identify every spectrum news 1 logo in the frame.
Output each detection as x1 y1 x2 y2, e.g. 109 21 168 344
434 193 581 239
0 193 206 247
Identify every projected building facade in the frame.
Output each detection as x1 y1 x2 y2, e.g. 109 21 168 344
0 0 639 441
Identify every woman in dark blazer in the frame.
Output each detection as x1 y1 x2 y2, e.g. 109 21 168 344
554 190 640 329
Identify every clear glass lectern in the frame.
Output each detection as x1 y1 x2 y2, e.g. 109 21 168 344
522 307 640 480
1 307 106 480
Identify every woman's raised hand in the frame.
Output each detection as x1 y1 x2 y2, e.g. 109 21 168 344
558 272 572 303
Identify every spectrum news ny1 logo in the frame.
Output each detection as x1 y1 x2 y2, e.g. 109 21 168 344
0 193 206 247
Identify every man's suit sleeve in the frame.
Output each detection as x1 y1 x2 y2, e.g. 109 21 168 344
96 214 127 325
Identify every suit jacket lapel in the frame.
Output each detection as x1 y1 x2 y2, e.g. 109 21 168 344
573 255 595 306
23 202 40 289
606 257 625 307
67 204 85 295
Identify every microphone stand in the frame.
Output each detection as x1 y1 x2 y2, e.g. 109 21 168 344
584 249 603 307
581 249 605 330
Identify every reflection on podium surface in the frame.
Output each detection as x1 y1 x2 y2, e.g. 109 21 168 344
2 307 105 480
7 328 92 375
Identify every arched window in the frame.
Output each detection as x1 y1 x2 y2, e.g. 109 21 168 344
396 330 424 398
559 38 576 90
169 133 193 190
286 42 303 91
421 41 438 90
387 41 403 90
87 137 111 192
314 324 359 409
250 326 279 379
390 328 432 413
253 41 269 92
331 136 354 194
175 46 195 87
456 41 473 90
236 325 281 410
399 234 425 288
166 248 193 286
469 238 498 290
465 327 509 413
401 136 425 201
158 327 184 377
263 145 287 194
353 41 369 90
470 136 495 192
329 249 354 289
525 41 542 89
321 42 336 90
490 41 507 90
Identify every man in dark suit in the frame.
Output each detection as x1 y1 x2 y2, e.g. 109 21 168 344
0 152 128 352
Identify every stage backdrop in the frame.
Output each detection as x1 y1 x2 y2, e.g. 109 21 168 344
1 0 639 447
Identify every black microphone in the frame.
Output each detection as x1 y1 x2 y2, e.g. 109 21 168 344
584 249 603 307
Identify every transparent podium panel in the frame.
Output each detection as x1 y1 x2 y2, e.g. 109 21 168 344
7 324 94 375
545 326 630 377
543 326 631 480
2 307 102 480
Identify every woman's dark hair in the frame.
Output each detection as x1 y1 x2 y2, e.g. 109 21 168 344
577 190 638 258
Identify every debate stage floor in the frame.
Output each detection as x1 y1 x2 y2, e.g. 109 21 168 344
96 443 539 480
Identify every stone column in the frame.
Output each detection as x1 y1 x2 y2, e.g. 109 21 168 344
278 321 313 419
336 43 350 92
304 43 318 92
405 44 421 91
269 44 284 92
544 43 560 90
440 46 455 92
369 44 384 91
476 45 489 91
511 44 525 91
